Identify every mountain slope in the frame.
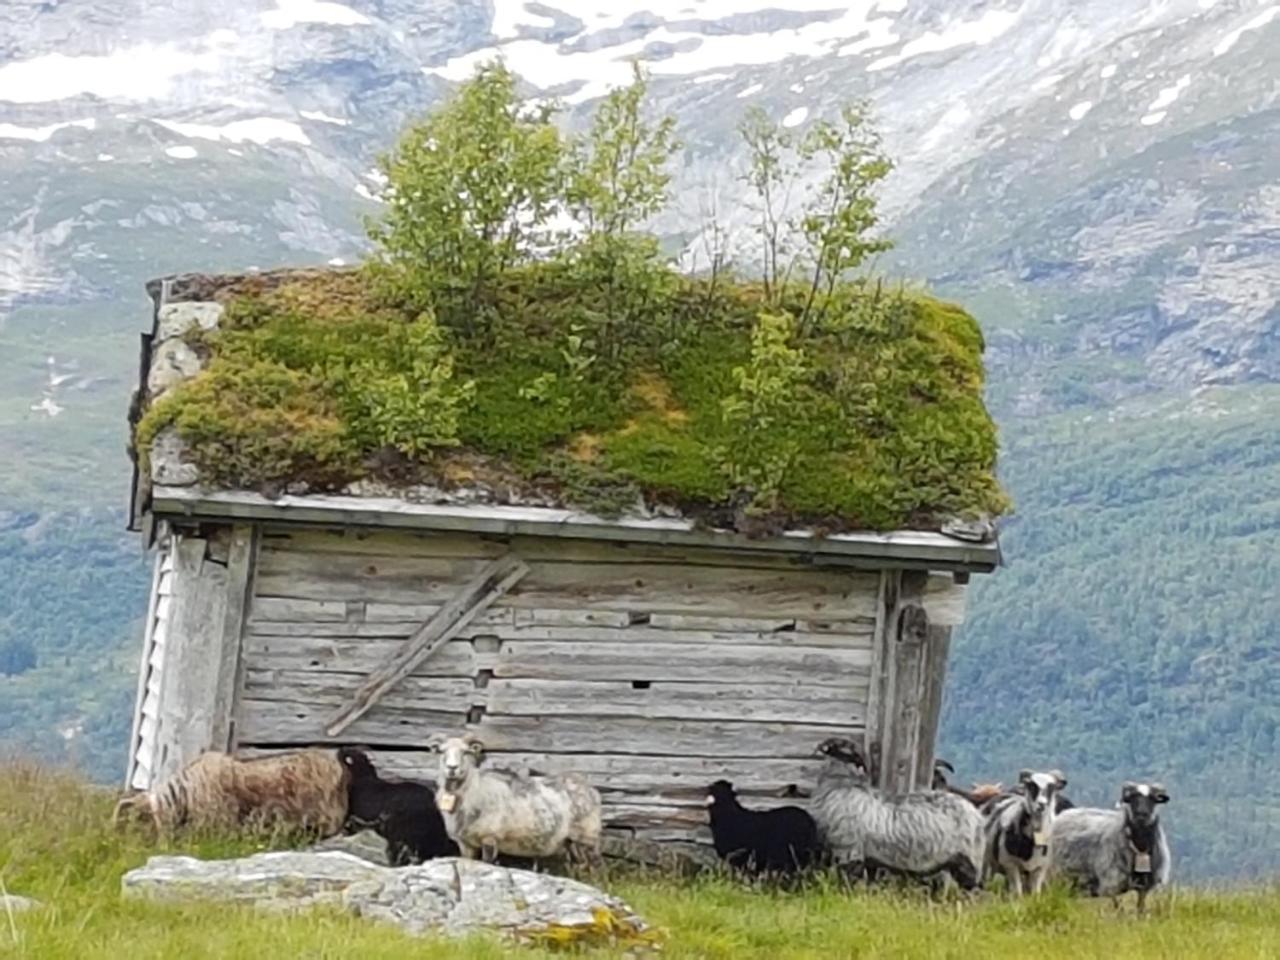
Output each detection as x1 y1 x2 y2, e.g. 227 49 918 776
1 0 1276 880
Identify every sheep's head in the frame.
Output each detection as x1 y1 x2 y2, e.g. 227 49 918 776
111 792 155 832
1017 769 1068 835
931 758 955 790
816 738 866 771
704 779 737 808
1120 781 1169 826
338 746 377 780
434 735 484 789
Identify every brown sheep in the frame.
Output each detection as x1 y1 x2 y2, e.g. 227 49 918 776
113 749 349 838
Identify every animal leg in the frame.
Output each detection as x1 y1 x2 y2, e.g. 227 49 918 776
947 855 980 892
457 842 478 860
480 842 499 864
1136 890 1148 915
1028 870 1046 895
1007 868 1024 898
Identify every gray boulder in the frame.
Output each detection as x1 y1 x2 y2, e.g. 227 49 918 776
121 852 652 946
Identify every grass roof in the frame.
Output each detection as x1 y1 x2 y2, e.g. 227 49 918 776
134 264 1009 534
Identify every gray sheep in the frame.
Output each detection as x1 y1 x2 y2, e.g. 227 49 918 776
811 738 986 890
1050 781 1171 912
433 734 602 865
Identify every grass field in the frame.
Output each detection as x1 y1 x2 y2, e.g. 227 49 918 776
2 762 1277 960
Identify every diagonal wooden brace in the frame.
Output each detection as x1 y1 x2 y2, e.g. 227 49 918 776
325 553 529 737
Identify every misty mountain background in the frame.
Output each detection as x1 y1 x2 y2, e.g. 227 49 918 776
1 0 1277 880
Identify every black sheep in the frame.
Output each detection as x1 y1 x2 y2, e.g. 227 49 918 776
705 779 824 876
338 747 458 866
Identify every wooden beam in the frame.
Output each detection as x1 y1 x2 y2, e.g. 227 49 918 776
211 524 258 751
324 554 529 737
914 623 952 789
149 486 1001 573
877 571 931 794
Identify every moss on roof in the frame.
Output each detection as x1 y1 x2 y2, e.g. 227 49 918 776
135 265 1009 532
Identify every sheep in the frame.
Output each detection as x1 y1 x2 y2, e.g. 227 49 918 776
337 747 458 866
433 734 603 865
1051 781 1171 912
811 738 986 890
933 759 1009 808
112 749 348 837
704 779 824 877
983 769 1068 895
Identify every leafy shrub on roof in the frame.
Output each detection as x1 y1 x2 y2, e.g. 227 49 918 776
136 60 1009 531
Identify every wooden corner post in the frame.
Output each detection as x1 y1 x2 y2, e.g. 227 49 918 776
866 569 936 794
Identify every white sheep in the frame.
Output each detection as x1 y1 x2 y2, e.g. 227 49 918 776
432 734 602 865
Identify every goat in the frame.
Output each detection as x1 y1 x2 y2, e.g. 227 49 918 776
704 779 823 877
1051 781 1171 912
337 747 457 866
811 739 985 890
112 749 348 837
433 734 602 864
983 769 1068 895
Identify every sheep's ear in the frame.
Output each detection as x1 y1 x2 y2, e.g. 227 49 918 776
1050 770 1067 789
468 740 485 758
1017 769 1033 785
1120 781 1138 801
1151 783 1169 803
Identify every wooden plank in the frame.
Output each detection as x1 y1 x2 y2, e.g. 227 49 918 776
254 551 881 619
245 619 872 649
474 715 862 758
241 635 484 676
250 597 349 622
864 569 893 784
152 486 1001 572
914 623 952 788
242 670 476 714
239 672 864 726
882 571 929 794
152 536 229 782
124 547 166 788
491 641 872 685
484 678 866 726
238 708 859 758
325 554 530 736
261 527 846 571
239 634 867 686
214 525 258 752
922 574 968 627
238 698 463 746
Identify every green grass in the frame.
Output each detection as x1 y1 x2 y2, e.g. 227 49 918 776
3 762 1277 959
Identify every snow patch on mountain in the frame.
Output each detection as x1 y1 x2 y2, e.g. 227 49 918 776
153 117 312 146
0 119 95 142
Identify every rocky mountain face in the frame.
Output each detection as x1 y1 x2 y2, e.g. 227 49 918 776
2 0 1278 878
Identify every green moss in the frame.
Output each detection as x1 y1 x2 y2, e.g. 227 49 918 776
135 265 1010 531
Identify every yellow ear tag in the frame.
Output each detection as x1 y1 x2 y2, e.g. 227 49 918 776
438 792 457 813
1033 830 1050 846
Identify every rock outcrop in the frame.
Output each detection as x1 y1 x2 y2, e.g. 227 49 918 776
120 852 653 947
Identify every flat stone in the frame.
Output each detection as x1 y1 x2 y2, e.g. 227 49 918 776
120 852 651 946
121 851 385 911
147 338 204 396
0 894 41 913
157 301 224 339
149 426 200 486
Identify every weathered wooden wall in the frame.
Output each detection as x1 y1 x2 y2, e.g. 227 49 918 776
128 519 968 853
232 525 884 848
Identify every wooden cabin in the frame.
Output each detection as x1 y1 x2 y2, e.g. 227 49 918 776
124 272 1001 856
